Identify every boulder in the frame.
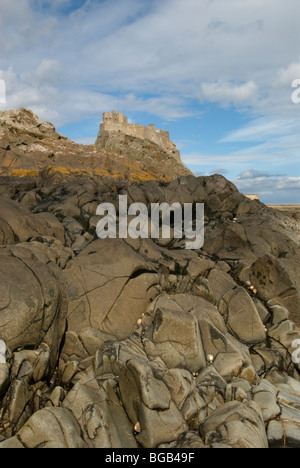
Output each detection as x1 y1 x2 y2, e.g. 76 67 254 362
146 294 257 383
150 295 206 372
208 269 266 343
118 359 187 448
0 246 67 371
1 108 300 450
63 238 160 339
62 369 137 448
201 401 268 448
252 380 281 422
250 255 300 326
0 197 65 245
0 407 86 448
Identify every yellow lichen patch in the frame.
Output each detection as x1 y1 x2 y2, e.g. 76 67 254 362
8 169 39 178
5 163 171 183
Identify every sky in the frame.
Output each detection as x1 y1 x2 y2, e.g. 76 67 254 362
0 0 299 204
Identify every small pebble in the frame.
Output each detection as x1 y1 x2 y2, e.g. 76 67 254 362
134 422 141 433
207 354 214 364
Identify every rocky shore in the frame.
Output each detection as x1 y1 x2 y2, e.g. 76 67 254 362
0 110 300 448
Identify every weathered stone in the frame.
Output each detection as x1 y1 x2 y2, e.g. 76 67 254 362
274 404 300 448
0 378 33 436
59 361 79 386
0 248 67 372
0 108 300 449
0 197 65 245
201 401 268 448
267 372 300 398
162 368 194 410
159 431 205 449
49 386 66 408
0 364 10 398
118 359 187 448
250 255 300 326
11 344 50 383
267 420 285 447
63 369 137 448
63 238 160 340
277 391 300 410
151 295 206 372
208 269 266 343
252 380 280 422
0 407 86 448
252 341 291 374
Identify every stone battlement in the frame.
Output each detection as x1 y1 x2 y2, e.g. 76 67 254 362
99 111 181 162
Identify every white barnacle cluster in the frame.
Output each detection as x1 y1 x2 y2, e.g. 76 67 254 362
0 340 7 364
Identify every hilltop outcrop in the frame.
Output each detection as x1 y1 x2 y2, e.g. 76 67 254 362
95 111 192 180
0 108 191 183
0 110 300 448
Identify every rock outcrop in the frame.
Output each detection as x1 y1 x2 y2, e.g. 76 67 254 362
0 110 300 448
0 108 191 183
95 111 191 179
96 110 182 162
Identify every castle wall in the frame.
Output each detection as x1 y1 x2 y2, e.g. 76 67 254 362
100 112 181 162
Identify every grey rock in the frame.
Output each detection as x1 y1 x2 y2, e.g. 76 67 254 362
63 238 160 340
118 359 187 448
159 431 205 448
145 294 257 383
250 255 300 327
63 369 137 448
0 197 65 245
208 269 266 343
252 380 281 422
0 364 10 398
0 247 67 373
277 391 300 410
267 420 285 447
11 344 51 383
151 295 206 372
201 401 268 448
268 372 300 397
49 386 66 407
162 368 195 410
0 378 33 437
0 145 300 450
60 328 116 365
0 407 86 448
268 404 300 448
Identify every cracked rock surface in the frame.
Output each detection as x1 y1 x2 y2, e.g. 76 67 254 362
0 113 300 448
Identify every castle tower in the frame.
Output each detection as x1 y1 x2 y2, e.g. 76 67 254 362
102 111 128 125
97 111 181 162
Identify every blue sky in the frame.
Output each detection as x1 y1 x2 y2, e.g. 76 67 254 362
0 0 300 203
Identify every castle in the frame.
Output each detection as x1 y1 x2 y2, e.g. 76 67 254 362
99 111 181 162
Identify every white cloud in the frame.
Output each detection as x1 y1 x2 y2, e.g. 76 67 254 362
200 81 258 106
276 62 300 86
220 117 298 144
0 0 57 55
234 175 300 203
238 169 286 180
32 59 64 86
0 0 300 184
181 152 258 168
2 0 299 108
218 117 300 169
210 168 228 175
73 136 96 145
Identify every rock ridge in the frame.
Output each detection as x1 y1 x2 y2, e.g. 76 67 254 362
0 111 299 448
